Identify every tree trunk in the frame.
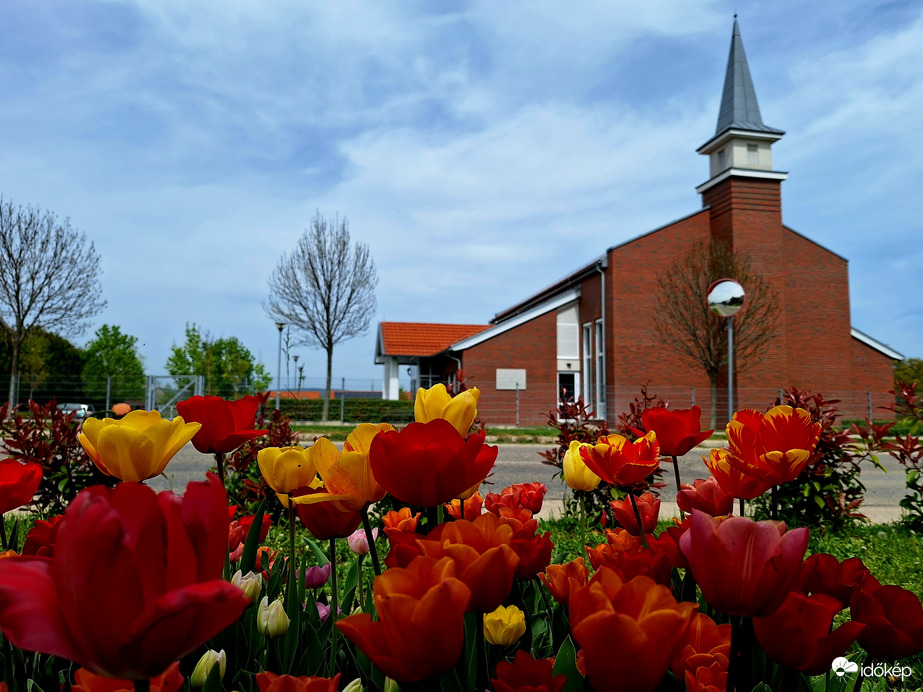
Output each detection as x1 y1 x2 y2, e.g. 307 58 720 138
322 346 333 422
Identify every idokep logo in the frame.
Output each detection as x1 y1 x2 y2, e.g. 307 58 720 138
831 657 858 678
831 656 913 681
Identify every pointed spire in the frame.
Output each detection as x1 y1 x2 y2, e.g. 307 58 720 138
715 19 782 135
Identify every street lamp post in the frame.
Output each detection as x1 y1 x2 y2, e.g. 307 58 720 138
275 321 285 411
292 355 300 395
707 279 745 422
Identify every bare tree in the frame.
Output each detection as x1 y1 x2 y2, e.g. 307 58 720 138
0 199 106 407
265 212 378 421
654 238 779 428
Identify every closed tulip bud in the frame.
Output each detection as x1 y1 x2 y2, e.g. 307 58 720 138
347 527 377 555
257 597 290 639
563 440 601 491
303 563 332 589
231 570 263 605
483 604 526 646
342 678 364 692
190 649 226 687
383 679 400 692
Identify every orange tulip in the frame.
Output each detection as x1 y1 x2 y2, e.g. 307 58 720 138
581 431 660 488
670 612 731 682
255 672 340 692
569 569 697 692
71 662 184 692
336 556 470 683
609 491 660 536
724 406 821 485
703 448 772 501
539 557 589 604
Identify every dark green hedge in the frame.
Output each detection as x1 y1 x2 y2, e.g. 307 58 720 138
280 398 414 424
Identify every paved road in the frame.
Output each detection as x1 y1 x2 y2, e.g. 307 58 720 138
150 441 909 523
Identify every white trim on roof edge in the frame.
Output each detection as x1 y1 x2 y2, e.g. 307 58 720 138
851 328 904 361
451 289 581 352
695 167 788 194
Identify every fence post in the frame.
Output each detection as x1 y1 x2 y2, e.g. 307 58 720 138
105 376 111 412
867 390 873 421
341 377 346 423
515 382 520 427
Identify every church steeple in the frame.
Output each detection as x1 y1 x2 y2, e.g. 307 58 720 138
696 18 787 193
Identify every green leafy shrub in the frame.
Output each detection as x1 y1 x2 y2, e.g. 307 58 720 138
280 397 414 424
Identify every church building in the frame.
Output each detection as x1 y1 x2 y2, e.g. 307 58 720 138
375 21 902 426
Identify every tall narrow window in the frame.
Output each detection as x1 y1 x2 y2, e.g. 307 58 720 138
582 323 593 411
717 148 727 169
595 320 605 418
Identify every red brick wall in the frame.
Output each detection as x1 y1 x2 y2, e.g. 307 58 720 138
460 310 558 427
851 338 897 421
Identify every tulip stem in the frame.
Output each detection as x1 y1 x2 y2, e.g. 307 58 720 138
578 496 586 552
671 455 682 494
0 512 7 551
214 452 225 487
360 507 382 577
771 485 778 520
328 537 339 677
133 679 150 692
628 493 650 548
738 497 745 517
852 653 872 692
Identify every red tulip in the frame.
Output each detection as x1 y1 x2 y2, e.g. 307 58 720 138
640 406 713 457
382 507 421 532
255 672 341 692
851 585 923 661
503 515 553 580
609 491 660 536
445 492 484 520
797 553 879 607
675 477 734 517
176 395 267 454
369 419 498 506
670 612 730 681
485 482 547 520
678 511 808 616
585 528 680 586
0 458 42 514
491 650 566 692
0 474 250 679
754 591 864 675
337 556 470 683
21 514 64 557
581 432 660 488
292 487 363 541
71 662 184 692
703 449 772 500
685 660 728 692
569 569 697 692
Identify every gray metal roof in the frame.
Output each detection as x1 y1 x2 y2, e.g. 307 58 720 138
715 19 783 136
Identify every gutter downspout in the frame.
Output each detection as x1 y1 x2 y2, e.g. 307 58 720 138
595 255 608 424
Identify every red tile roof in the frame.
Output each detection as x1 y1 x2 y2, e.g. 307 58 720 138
380 322 490 357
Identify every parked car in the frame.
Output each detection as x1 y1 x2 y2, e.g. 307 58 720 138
57 403 95 419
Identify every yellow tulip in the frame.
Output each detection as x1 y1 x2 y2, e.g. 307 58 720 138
79 410 201 482
291 426 392 512
563 440 601 491
257 446 319 507
414 384 480 435
483 604 526 646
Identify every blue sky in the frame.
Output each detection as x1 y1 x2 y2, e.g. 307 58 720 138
1 0 920 391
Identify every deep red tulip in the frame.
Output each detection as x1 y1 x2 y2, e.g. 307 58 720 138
0 474 250 679
678 510 808 616
609 491 660 536
676 476 734 517
21 514 64 557
503 516 553 580
539 558 589 604
228 512 273 560
72 662 184 692
485 482 547 519
851 585 923 661
292 487 362 541
176 395 267 454
640 406 713 457
0 458 42 514
755 591 864 675
255 672 341 692
337 556 470 683
570 569 697 692
369 419 498 506
491 650 566 692
581 432 660 488
797 553 880 607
